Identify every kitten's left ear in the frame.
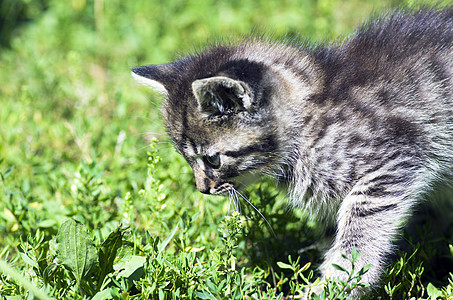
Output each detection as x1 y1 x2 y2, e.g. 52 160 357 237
192 76 253 116
131 64 176 96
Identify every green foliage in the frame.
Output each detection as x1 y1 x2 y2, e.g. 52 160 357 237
323 248 371 299
1 0 453 299
0 0 49 47
371 231 453 300
55 219 98 290
273 248 372 300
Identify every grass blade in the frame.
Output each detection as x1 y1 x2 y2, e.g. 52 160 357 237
158 224 178 253
0 258 54 300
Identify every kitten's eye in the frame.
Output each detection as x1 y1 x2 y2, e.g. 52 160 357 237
204 153 221 169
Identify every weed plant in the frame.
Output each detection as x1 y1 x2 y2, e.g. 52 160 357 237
1 0 452 299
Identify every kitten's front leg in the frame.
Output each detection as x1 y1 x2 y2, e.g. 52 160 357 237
318 181 416 297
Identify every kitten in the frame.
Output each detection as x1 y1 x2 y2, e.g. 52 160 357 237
132 8 453 297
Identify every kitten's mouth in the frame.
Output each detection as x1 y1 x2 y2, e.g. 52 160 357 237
211 182 235 195
209 173 261 195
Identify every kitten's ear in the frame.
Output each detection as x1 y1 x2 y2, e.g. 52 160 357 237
192 76 252 115
131 64 176 96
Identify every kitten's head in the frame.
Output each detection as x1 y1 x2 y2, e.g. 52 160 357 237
132 45 286 195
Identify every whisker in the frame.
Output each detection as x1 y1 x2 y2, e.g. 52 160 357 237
262 170 282 178
135 142 174 153
131 131 167 138
232 188 276 237
227 190 234 214
136 144 154 152
128 115 163 123
266 151 287 160
234 191 241 213
234 181 250 190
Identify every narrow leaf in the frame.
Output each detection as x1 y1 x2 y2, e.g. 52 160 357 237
19 252 39 269
331 263 348 273
191 212 201 222
357 264 371 276
38 219 57 229
194 291 217 300
55 219 98 283
300 262 311 272
97 225 124 288
4 166 15 179
158 224 178 253
276 261 293 270
159 289 165 300
351 246 358 258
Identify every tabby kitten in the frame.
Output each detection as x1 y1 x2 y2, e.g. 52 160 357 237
132 8 453 297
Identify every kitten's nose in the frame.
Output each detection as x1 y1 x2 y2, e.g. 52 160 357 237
193 168 213 194
197 177 213 194
199 187 211 194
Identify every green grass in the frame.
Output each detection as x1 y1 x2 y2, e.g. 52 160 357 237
1 0 453 299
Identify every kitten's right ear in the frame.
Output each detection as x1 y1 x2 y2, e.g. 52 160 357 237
131 64 175 96
192 76 253 116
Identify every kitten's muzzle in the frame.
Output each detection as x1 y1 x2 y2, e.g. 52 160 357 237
193 168 216 194
195 177 231 195
193 170 233 195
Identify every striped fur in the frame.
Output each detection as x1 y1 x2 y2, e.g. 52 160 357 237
133 8 453 297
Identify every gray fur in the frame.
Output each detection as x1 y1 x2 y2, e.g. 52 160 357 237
132 8 453 297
